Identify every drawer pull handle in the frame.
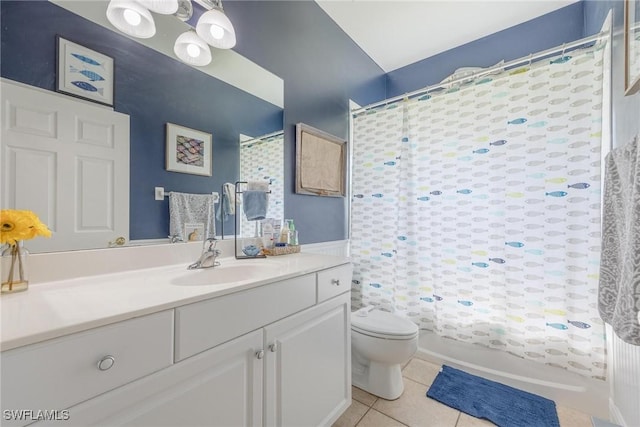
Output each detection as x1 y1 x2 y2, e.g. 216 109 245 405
269 343 278 352
256 350 265 360
331 279 341 286
97 355 115 371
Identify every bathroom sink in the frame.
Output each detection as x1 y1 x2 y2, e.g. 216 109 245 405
170 261 282 286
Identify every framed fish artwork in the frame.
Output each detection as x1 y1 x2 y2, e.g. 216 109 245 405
165 123 212 176
56 36 114 107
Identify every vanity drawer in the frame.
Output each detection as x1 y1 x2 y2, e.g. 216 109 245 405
317 264 353 303
175 273 316 361
0 310 173 426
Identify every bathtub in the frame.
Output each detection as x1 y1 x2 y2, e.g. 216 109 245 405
416 330 609 419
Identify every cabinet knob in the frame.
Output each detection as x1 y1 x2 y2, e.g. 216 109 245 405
331 279 341 286
97 355 115 371
269 343 278 352
256 350 265 359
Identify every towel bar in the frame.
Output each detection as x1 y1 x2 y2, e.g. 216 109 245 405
219 181 270 259
154 186 219 202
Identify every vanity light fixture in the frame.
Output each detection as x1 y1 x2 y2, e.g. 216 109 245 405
195 0 236 49
106 0 157 39
136 0 179 15
174 30 212 66
106 0 236 67
173 0 194 21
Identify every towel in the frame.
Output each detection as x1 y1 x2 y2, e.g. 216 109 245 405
216 182 237 221
599 135 640 345
247 181 269 192
243 191 268 221
169 192 216 241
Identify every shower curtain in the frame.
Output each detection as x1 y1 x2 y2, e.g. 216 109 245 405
239 133 284 237
351 44 607 379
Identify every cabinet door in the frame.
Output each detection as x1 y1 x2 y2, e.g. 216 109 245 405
264 293 351 427
64 330 263 427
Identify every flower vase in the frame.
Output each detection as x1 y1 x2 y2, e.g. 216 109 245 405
1 241 29 293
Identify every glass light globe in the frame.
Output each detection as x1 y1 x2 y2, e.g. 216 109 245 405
209 24 224 40
106 0 156 38
135 0 179 15
186 43 200 58
123 8 142 26
174 31 211 66
196 8 236 49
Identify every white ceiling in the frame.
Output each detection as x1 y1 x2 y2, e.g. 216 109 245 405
315 0 580 72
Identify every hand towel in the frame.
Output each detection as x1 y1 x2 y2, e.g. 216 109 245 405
216 182 237 221
599 135 640 345
247 181 269 192
243 191 268 221
169 192 216 241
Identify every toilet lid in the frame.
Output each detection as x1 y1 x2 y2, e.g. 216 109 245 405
351 308 418 338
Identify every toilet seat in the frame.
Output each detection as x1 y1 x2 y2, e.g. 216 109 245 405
351 308 418 340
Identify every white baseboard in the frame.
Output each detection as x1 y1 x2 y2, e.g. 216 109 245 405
609 398 627 427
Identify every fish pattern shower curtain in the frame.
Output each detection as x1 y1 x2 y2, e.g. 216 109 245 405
239 134 284 237
351 45 607 379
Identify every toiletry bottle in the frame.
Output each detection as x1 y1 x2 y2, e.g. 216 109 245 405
289 220 298 245
273 221 282 245
261 219 274 249
279 220 290 244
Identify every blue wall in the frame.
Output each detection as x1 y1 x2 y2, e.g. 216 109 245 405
2 1 603 245
386 2 585 98
1 0 386 244
583 0 623 35
224 1 387 244
1 1 283 240
225 1 589 244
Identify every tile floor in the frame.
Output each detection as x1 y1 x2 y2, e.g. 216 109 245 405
333 357 594 427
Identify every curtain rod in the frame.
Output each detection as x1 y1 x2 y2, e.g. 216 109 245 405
240 130 284 146
352 31 608 114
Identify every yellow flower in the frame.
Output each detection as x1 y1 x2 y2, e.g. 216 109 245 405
0 210 51 245
22 210 52 239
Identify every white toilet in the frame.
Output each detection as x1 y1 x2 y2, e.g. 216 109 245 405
351 306 419 400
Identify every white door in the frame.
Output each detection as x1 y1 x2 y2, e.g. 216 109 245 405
1 79 129 252
63 330 264 427
264 294 351 427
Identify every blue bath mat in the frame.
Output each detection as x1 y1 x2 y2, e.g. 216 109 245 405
426 365 560 427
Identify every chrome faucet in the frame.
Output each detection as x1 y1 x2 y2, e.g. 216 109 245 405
188 238 222 269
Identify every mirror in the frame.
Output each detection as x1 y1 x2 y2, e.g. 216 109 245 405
0 0 284 253
238 131 284 240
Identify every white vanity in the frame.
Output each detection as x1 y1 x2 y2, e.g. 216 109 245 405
1 249 352 427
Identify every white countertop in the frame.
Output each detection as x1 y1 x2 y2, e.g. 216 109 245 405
0 253 350 351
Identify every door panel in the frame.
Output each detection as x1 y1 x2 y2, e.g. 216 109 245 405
1 79 129 252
